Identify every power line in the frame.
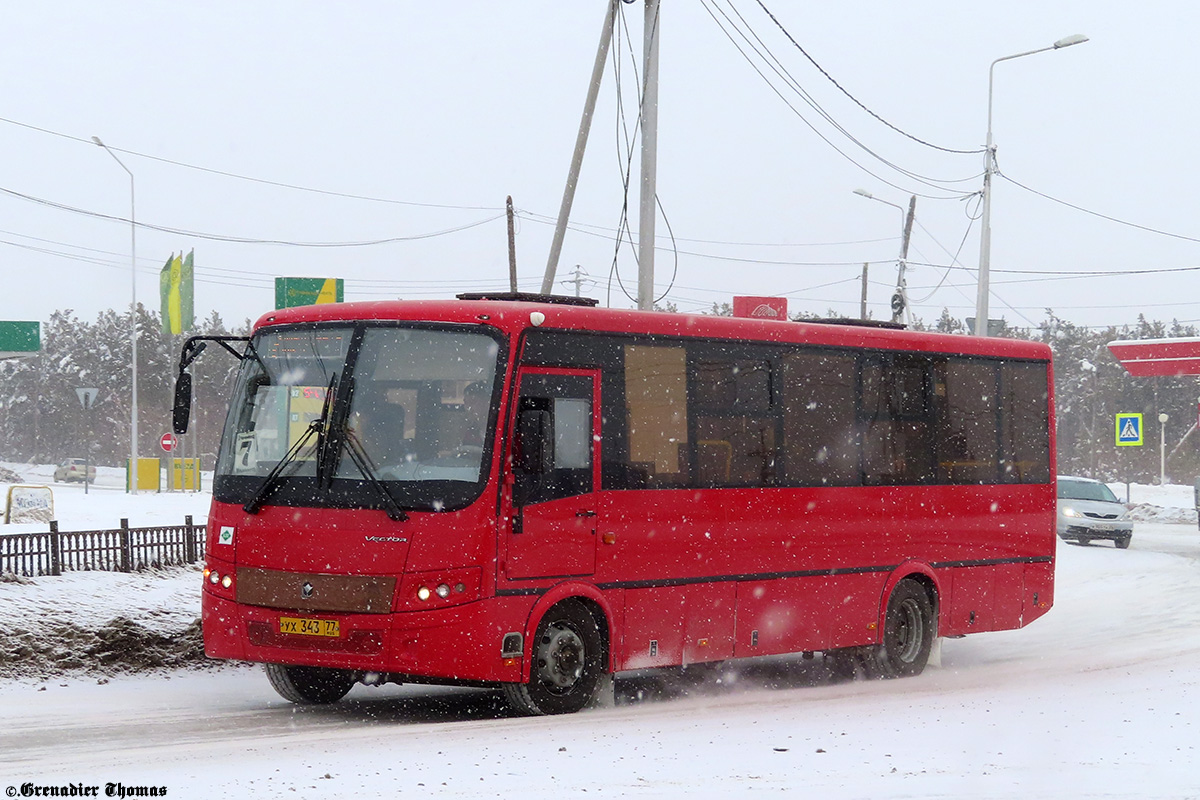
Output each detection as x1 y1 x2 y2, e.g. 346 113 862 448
1000 171 1200 245
711 1 982 187
0 185 506 247
517 208 896 247
0 115 503 212
697 0 976 201
749 0 984 156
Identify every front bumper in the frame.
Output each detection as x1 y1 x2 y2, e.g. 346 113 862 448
1058 523 1132 542
202 589 529 684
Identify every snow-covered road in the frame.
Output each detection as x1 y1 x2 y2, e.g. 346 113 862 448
2 522 1199 798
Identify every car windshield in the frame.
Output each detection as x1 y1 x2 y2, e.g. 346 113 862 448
1058 479 1120 503
214 323 502 512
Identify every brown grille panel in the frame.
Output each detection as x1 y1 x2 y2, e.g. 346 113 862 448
236 567 396 614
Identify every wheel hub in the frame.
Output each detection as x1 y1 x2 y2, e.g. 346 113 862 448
538 623 585 691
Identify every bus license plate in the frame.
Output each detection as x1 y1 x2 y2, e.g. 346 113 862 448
279 616 340 638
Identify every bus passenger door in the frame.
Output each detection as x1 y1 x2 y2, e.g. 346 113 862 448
506 368 601 580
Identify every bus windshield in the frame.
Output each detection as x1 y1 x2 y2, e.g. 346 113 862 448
214 323 502 511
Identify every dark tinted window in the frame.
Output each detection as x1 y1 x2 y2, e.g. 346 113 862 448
520 329 1051 491
692 354 776 487
933 358 999 484
860 354 934 485
1000 361 1051 483
780 351 858 486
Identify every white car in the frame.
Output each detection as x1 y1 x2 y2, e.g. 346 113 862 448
1056 475 1132 549
53 458 96 484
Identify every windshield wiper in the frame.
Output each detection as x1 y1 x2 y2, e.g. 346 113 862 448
340 432 409 522
243 373 336 515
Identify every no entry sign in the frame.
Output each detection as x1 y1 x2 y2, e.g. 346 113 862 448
160 432 178 452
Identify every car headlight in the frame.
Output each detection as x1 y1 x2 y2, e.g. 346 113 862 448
1062 507 1080 518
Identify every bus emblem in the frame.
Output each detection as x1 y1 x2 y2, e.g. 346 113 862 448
301 582 314 599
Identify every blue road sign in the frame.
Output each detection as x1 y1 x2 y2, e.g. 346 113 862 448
1116 413 1143 446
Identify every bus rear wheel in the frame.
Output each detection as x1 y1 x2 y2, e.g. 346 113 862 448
871 579 935 679
264 663 356 704
503 600 606 716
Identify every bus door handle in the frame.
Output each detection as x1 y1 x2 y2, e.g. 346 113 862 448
575 509 597 518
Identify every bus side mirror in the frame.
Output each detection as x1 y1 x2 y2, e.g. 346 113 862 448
517 409 552 474
173 372 193 435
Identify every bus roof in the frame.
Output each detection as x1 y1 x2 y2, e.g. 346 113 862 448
253 297 1051 361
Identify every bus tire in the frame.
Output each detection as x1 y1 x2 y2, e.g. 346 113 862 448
503 600 606 716
825 647 873 681
871 579 935 679
264 663 356 705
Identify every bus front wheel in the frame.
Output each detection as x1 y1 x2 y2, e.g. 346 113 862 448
503 600 606 715
264 663 356 704
872 580 935 679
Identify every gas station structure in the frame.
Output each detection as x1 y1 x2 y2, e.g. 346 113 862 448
1108 337 1200 377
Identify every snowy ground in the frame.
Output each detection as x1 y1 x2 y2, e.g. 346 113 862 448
1 469 1199 797
1 461 211 532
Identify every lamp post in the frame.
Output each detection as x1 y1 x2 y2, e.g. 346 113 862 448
1159 412 1169 485
853 189 916 324
91 136 139 493
974 33 1089 337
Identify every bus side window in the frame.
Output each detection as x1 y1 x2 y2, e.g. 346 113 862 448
861 354 935 486
780 351 857 487
623 345 688 488
999 361 1051 483
934 358 999 484
691 356 776 488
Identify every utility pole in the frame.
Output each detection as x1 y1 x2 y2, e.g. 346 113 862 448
636 0 662 310
506 196 518 292
542 1 617 294
860 263 869 320
563 265 587 298
892 195 916 325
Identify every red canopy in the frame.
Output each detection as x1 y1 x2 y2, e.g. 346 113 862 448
1108 337 1200 377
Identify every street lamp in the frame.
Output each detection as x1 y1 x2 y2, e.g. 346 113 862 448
1159 412 1169 485
853 189 916 324
91 136 139 494
974 33 1089 337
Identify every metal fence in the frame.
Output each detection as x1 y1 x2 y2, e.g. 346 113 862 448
0 516 204 577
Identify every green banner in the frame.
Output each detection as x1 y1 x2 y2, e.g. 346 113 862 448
0 320 40 358
275 277 344 309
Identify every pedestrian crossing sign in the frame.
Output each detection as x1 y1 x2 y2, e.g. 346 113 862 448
1116 413 1143 446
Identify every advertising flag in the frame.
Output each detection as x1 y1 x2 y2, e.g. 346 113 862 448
160 250 195 334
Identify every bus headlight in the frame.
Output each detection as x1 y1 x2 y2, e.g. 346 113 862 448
401 567 483 610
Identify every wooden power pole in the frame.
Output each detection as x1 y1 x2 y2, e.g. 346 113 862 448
506 196 518 292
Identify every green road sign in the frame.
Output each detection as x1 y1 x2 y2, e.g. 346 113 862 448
0 320 40 359
1116 412 1143 446
275 277 344 309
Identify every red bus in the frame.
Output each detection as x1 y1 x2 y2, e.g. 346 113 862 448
175 293 1056 714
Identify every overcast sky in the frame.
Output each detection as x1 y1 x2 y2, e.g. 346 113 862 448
0 1 1194 332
